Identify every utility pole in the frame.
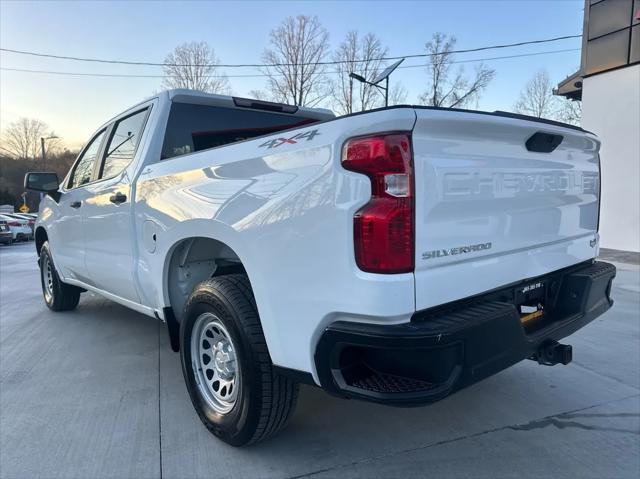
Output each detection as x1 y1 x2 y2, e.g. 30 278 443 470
385 77 389 107
40 135 59 170
349 75 354 114
41 137 46 169
39 135 59 204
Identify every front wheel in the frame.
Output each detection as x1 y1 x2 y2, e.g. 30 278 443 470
39 241 82 311
180 274 299 446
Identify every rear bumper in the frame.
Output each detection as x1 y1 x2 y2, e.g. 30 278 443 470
314 261 616 406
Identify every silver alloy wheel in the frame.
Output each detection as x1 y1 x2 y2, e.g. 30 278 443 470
191 312 239 414
42 255 54 302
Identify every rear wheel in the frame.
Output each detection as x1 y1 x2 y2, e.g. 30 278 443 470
180 274 299 446
39 241 82 311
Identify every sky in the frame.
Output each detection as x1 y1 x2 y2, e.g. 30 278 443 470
0 0 584 149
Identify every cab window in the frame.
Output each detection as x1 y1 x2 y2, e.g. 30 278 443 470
161 103 315 160
68 130 106 189
100 108 148 179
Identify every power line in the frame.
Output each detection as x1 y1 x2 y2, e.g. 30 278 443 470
0 34 581 68
0 48 581 79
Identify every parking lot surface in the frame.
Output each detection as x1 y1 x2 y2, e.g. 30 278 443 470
1 241 639 478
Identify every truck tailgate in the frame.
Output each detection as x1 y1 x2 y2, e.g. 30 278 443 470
411 108 600 311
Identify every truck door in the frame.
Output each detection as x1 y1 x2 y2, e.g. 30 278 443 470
82 107 150 304
52 129 107 283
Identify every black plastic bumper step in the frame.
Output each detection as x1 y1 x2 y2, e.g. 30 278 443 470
349 369 434 394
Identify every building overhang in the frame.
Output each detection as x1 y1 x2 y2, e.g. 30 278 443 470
554 70 583 101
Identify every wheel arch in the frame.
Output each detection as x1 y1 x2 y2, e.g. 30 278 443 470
35 226 48 255
161 235 252 352
163 235 248 319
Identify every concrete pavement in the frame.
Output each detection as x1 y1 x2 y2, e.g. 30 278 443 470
1 241 639 478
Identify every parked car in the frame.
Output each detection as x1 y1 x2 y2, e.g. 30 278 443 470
0 220 13 245
26 89 616 446
12 213 36 219
6 213 36 234
0 214 32 241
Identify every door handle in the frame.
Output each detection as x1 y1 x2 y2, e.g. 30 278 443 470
109 192 127 205
69 201 82 209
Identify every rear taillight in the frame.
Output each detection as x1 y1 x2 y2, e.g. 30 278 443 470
342 133 414 273
8 222 20 227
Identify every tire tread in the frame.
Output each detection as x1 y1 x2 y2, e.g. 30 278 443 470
183 274 298 445
40 242 81 312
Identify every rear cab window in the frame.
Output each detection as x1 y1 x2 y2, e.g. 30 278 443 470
99 108 149 180
161 102 318 160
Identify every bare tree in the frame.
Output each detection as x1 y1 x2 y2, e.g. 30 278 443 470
514 70 582 125
388 83 408 106
248 89 269 101
557 99 582 126
419 33 495 108
0 118 57 161
332 31 388 115
513 70 558 118
162 41 229 94
332 31 358 115
262 15 330 106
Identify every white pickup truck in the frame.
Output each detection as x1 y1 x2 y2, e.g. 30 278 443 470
26 89 616 446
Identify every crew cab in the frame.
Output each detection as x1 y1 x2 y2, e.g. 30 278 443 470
26 89 616 446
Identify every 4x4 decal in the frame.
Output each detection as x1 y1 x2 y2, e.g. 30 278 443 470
259 129 320 149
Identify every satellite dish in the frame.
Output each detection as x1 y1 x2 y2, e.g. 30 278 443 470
372 58 405 85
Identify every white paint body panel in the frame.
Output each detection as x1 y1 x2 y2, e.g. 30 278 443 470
46 188 92 283
412 109 601 310
134 107 418 377
36 91 602 382
82 174 139 302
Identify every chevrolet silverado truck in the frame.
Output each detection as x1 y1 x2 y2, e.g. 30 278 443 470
25 89 616 446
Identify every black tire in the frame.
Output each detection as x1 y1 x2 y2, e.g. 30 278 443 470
180 274 299 446
39 241 82 312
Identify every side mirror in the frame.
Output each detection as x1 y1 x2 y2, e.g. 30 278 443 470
24 172 60 200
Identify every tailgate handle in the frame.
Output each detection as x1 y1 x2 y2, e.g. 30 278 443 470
525 132 563 153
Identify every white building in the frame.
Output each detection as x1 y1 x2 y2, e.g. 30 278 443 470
556 0 640 253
